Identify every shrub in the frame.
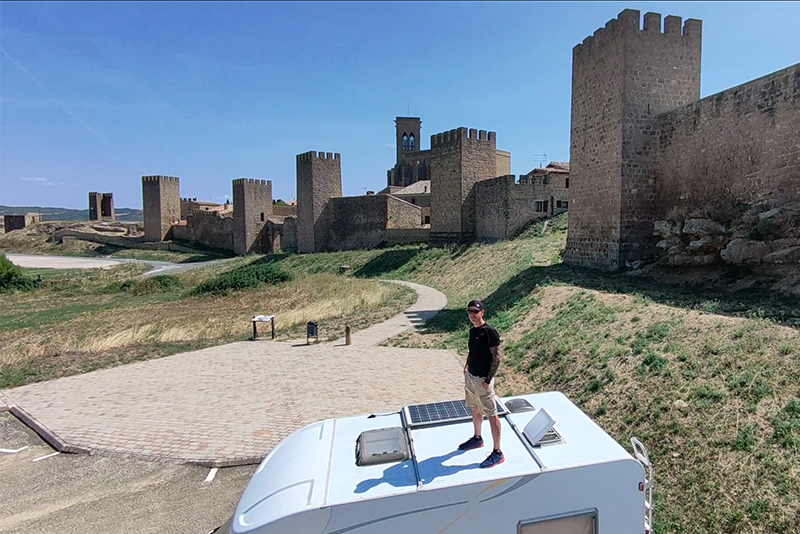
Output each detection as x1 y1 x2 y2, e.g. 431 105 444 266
106 275 183 296
0 253 38 291
192 261 291 296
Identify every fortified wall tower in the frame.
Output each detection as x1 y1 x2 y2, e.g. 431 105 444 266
88 192 115 221
429 128 497 245
142 175 181 241
296 151 342 253
564 9 702 270
233 178 273 255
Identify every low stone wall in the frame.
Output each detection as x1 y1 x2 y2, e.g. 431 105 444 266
54 230 216 254
386 228 430 246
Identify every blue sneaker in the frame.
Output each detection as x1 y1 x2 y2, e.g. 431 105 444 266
458 435 484 450
480 450 504 468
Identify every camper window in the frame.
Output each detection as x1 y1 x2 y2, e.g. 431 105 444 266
518 509 597 534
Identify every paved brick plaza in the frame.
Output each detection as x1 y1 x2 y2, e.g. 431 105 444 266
0 281 464 467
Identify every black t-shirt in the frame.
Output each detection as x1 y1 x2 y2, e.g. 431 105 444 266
467 323 501 378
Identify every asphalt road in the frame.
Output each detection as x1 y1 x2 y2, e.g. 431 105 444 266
0 412 255 534
5 253 224 277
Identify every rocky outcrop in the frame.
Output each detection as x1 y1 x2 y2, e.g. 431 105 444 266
652 204 800 267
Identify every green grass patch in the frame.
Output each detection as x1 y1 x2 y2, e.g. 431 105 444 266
191 259 292 295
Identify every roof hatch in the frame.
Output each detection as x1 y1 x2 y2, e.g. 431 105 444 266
355 427 410 466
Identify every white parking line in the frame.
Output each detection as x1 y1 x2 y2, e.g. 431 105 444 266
0 446 29 454
204 467 218 483
32 452 60 462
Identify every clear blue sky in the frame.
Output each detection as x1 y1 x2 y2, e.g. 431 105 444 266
1 1 798 210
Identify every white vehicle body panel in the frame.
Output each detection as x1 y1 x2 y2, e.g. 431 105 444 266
227 391 649 534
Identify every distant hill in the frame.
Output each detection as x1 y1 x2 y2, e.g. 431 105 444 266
0 205 143 222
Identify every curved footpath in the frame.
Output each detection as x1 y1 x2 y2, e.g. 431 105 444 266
0 281 462 467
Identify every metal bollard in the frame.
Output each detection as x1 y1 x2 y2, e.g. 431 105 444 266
345 325 352 345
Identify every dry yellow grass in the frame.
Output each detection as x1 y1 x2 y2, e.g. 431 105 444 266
0 272 415 371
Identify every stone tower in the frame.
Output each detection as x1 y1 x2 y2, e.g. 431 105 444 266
429 128 498 245
395 117 421 163
88 192 114 221
296 151 342 253
233 178 273 255
142 176 181 241
564 9 702 270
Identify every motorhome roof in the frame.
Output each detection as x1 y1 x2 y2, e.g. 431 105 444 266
233 391 636 531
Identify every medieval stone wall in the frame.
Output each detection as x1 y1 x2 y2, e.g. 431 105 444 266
387 196 424 229
496 150 511 177
316 195 388 251
183 210 235 251
272 205 297 217
3 213 41 233
475 175 568 241
296 151 342 253
386 228 430 246
656 64 800 216
142 176 181 242
281 216 298 252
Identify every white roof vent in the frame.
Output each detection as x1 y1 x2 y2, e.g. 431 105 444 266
523 408 557 446
356 427 410 466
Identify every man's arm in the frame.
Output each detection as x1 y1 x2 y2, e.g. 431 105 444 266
484 345 501 384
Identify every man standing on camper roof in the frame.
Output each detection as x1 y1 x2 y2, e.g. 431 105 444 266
458 299 504 468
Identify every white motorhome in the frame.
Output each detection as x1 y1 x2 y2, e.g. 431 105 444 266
212 391 654 534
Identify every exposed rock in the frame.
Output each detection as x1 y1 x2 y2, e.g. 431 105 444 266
774 238 800 249
758 208 782 220
653 220 679 238
673 399 688 409
720 239 772 264
669 253 718 266
686 235 726 254
657 236 681 250
683 218 727 237
763 246 800 265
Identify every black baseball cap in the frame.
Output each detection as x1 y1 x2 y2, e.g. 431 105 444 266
467 299 485 312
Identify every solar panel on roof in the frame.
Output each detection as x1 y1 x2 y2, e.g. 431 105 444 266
404 398 507 427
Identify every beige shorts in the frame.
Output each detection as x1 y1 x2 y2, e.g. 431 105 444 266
464 371 497 417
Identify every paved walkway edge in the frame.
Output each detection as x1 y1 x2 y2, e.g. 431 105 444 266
0 391 11 412
9 405 90 455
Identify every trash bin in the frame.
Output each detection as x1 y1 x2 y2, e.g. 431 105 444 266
306 321 319 344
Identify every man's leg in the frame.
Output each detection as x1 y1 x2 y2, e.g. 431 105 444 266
471 407 483 437
488 414 501 451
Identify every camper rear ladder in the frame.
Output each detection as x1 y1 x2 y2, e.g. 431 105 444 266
631 437 654 533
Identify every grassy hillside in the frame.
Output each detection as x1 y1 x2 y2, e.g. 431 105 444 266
0 213 798 533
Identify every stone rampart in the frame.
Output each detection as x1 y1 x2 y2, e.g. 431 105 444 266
475 175 568 241
185 210 235 251
656 63 800 216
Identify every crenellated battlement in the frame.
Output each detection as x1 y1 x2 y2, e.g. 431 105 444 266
574 9 701 56
232 178 271 186
181 197 199 203
142 175 179 182
430 127 496 148
296 151 341 162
